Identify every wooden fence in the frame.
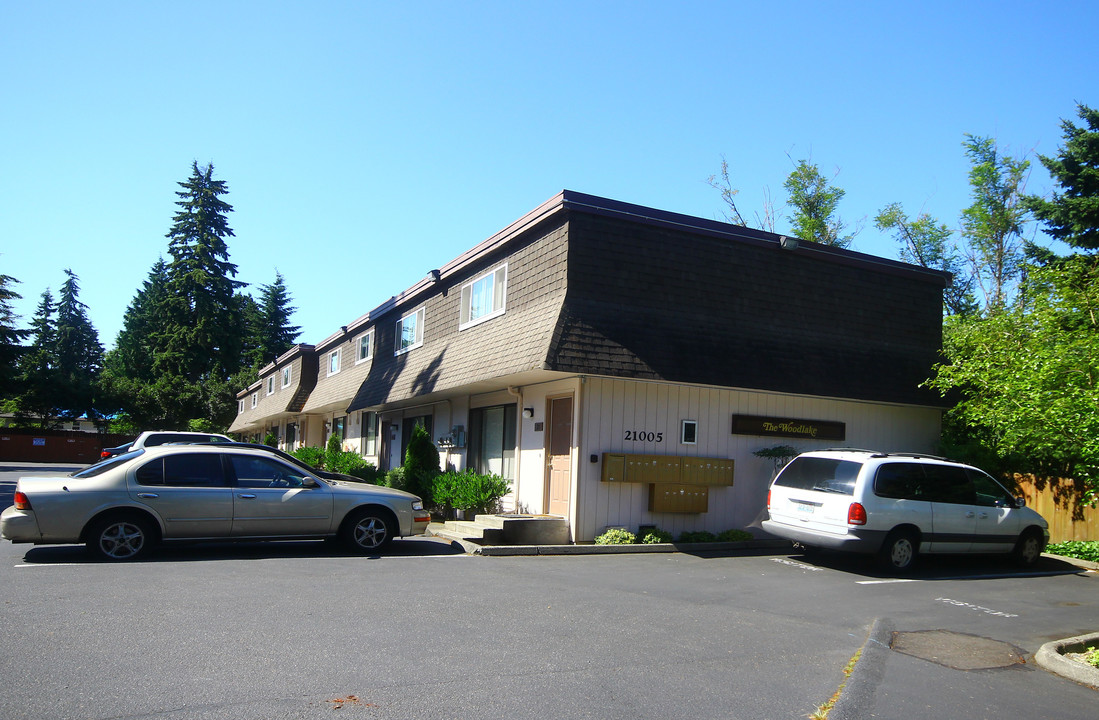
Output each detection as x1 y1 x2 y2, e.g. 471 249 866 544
0 429 131 465
1014 475 1098 543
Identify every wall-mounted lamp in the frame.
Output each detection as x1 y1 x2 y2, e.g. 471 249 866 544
522 407 534 419
779 235 799 251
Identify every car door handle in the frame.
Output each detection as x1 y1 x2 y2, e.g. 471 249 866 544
238 493 257 499
978 512 989 519
136 493 159 499
965 511 975 518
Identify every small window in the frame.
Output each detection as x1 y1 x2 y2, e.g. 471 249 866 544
969 469 1014 508
395 307 425 355
681 420 698 445
251 393 258 409
356 329 374 364
328 348 341 376
266 377 275 396
281 366 292 388
238 399 245 414
460 264 507 329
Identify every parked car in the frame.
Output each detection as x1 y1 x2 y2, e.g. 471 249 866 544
99 430 233 459
2 444 430 561
761 449 1049 572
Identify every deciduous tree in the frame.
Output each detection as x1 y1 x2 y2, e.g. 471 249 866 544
783 159 856 248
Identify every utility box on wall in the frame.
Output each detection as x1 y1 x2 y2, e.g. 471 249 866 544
600 453 734 486
601 453 732 514
649 483 709 513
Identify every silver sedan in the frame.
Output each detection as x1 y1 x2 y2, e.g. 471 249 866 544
1 444 430 561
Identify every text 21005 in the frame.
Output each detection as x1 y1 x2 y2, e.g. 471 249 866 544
624 430 663 442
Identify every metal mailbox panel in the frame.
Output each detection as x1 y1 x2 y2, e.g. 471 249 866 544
648 483 709 513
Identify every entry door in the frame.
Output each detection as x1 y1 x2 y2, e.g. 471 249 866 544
545 395 573 517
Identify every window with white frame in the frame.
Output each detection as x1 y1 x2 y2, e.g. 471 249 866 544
281 365 292 388
251 392 258 409
266 377 275 396
238 399 245 414
460 264 507 329
328 348 341 376
395 307 425 355
356 329 374 364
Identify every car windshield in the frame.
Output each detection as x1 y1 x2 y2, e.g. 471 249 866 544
773 457 861 495
72 449 145 478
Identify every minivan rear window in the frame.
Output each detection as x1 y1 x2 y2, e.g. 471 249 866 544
773 457 860 495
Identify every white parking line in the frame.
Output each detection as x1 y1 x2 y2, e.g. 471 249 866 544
857 578 917 584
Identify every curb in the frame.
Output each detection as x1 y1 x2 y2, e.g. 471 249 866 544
425 530 791 556
1036 632 1099 689
829 618 893 720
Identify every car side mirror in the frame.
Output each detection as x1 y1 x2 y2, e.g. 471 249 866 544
303 477 320 488
1014 496 1027 509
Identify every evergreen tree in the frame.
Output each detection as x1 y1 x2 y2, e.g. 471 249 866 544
783 159 856 248
111 259 171 382
159 161 245 382
8 290 62 426
53 269 103 419
0 270 31 400
960 135 1031 311
1024 103 1099 251
257 271 301 364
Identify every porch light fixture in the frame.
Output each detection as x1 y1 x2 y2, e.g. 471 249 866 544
522 407 534 419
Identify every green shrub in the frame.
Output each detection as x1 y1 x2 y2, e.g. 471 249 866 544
1085 647 1099 669
677 530 718 543
717 529 754 542
433 469 511 514
1046 540 1099 563
263 433 278 447
595 528 637 545
403 425 441 505
292 445 325 469
348 464 383 484
640 528 673 544
381 466 406 490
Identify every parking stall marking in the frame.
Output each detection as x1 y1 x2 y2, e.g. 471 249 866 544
770 557 825 572
935 596 1019 618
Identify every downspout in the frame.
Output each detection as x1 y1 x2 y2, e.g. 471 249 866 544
507 385 523 513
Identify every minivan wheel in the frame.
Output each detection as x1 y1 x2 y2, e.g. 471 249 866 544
879 530 918 572
1013 529 1044 567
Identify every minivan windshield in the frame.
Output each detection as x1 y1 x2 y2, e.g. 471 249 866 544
773 457 861 495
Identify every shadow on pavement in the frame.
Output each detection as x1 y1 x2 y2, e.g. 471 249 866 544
777 547 1086 581
16 535 466 565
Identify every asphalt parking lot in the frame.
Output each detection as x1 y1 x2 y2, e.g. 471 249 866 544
2 464 1097 720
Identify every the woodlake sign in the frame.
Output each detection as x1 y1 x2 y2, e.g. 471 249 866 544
731 414 846 441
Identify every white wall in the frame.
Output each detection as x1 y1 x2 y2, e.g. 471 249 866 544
574 377 942 542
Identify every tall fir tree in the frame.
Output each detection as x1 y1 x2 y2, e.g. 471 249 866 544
0 270 31 400
53 269 104 419
159 161 245 383
9 290 62 426
1024 103 1099 251
110 259 171 382
257 271 301 364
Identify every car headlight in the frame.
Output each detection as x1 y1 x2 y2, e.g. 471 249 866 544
412 500 424 511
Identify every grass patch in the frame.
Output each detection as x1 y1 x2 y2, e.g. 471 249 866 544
810 648 862 720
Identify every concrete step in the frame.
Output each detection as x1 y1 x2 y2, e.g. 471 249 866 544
430 515 571 546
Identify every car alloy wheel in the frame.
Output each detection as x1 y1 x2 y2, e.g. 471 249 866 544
879 530 918 573
89 516 152 561
1014 529 1043 567
343 509 393 552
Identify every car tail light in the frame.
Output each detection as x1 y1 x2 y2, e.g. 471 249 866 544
766 489 771 509
848 502 867 526
100 450 111 458
14 491 31 511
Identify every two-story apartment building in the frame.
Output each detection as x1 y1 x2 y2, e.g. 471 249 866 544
230 190 948 542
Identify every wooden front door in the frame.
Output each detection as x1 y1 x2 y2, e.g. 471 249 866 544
545 395 573 517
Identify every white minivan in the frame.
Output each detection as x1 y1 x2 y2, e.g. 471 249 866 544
761 449 1049 571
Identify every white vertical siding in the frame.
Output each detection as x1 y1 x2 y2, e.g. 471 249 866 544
574 377 941 542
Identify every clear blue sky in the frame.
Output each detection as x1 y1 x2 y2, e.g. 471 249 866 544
3 1 1096 350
